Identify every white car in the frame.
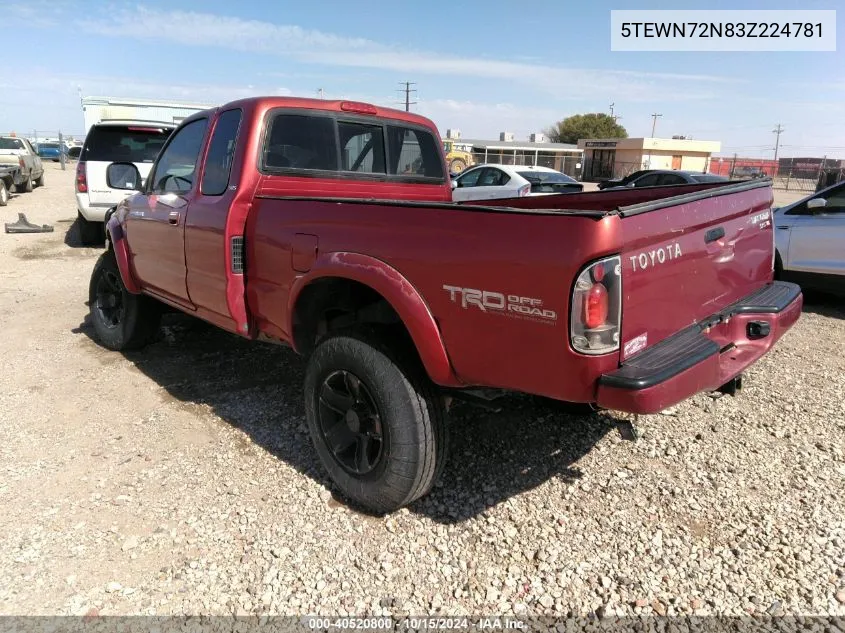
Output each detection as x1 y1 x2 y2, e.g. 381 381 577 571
774 179 845 295
75 120 176 245
451 164 583 202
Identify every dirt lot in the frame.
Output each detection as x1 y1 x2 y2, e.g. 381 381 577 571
1 164 843 618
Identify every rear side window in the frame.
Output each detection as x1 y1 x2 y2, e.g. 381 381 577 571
265 114 337 171
387 126 444 178
83 126 172 163
201 109 242 196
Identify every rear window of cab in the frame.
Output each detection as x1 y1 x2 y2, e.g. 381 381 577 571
260 110 445 182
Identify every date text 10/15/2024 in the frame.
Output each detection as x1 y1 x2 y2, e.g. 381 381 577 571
302 617 528 630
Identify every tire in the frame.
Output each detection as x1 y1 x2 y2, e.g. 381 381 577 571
16 176 33 193
88 250 161 351
78 212 105 247
0 181 8 206
304 331 448 514
34 172 44 188
449 158 467 174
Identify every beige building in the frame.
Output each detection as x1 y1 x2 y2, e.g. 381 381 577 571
577 137 721 181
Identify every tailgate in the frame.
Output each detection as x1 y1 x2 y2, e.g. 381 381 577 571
618 181 775 360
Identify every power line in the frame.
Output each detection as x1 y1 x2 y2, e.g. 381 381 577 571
650 113 663 138
398 81 417 112
772 124 785 161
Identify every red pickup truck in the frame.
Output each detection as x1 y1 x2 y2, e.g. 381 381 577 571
89 96 802 513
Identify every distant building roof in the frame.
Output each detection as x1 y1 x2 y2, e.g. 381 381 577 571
455 138 582 153
81 96 216 110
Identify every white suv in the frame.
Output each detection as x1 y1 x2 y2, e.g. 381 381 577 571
75 121 175 245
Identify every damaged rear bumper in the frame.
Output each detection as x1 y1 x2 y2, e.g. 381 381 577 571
596 281 803 414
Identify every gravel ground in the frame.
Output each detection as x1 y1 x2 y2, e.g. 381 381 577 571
0 163 843 619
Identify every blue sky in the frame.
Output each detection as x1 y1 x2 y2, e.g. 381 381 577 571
3 0 843 157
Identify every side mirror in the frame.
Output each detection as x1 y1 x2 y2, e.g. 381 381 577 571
807 198 827 212
451 180 458 190
107 162 142 191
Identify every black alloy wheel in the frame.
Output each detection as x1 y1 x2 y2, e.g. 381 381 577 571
317 370 385 476
94 268 126 329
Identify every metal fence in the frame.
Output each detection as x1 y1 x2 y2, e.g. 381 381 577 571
582 155 845 193
466 152 583 179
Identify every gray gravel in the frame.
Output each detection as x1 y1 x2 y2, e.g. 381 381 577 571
0 164 843 618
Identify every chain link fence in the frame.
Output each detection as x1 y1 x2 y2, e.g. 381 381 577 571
711 157 845 193
464 152 583 178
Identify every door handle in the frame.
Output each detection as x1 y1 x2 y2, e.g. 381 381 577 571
776 225 790 230
168 211 180 225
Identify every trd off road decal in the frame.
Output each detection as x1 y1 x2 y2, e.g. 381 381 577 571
443 285 557 324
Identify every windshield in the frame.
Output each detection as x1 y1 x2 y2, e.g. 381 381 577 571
40 143 59 149
83 125 173 163
0 138 25 150
517 170 578 184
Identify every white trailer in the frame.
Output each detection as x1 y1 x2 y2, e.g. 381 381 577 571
81 96 215 134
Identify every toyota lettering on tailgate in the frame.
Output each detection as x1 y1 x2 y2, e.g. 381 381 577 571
629 241 683 272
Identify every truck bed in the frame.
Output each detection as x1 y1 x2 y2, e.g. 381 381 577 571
247 179 778 405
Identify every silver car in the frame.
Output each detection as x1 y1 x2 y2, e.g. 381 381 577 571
774 180 845 295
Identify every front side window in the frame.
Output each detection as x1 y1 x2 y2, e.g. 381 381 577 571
150 118 208 194
787 182 845 215
264 114 337 171
456 168 483 188
201 109 243 196
339 122 385 173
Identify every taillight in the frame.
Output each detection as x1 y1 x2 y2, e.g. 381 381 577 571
76 161 88 193
518 184 531 197
583 283 608 328
19 157 25 169
571 255 621 355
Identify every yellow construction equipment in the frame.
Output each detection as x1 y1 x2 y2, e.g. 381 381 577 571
442 140 475 174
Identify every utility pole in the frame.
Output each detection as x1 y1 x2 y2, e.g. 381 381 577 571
650 113 663 138
772 124 784 162
317 88 324 100
609 103 621 123
398 81 417 112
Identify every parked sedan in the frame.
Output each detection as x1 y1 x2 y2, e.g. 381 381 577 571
451 164 583 202
601 170 729 190
773 179 845 295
